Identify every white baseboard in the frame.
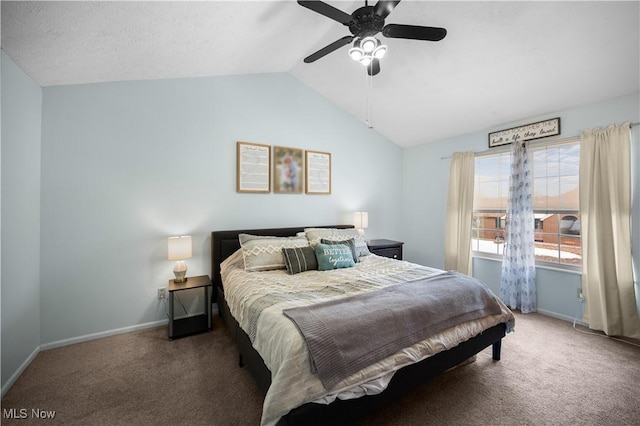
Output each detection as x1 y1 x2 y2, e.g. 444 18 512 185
2 319 169 397
537 308 587 327
40 319 169 351
1 345 40 398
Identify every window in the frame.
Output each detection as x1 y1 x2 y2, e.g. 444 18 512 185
472 138 581 267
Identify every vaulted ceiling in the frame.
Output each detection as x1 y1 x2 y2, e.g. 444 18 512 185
2 1 638 147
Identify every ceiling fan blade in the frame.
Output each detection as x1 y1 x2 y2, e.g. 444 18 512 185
374 1 401 19
367 58 381 76
303 35 355 63
382 24 447 41
297 1 354 25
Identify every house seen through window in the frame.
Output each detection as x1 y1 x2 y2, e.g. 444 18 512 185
472 138 581 267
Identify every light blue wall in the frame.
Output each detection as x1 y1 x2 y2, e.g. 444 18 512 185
1 51 42 390
402 92 640 321
39 73 402 344
3 48 638 392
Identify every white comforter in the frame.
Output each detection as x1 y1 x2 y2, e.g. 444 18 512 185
220 250 515 426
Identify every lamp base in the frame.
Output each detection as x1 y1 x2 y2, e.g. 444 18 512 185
173 261 188 283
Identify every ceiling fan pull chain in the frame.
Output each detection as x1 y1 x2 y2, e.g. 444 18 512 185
366 71 374 129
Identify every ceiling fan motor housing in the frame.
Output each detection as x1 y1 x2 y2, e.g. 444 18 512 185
348 6 385 37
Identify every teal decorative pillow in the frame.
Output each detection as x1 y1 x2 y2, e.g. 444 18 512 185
282 246 318 275
305 228 370 258
321 238 358 263
314 243 356 271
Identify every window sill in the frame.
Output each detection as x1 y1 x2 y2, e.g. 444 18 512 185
472 253 582 275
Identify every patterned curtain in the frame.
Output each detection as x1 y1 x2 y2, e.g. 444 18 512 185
500 141 536 313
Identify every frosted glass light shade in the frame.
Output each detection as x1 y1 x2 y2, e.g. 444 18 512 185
361 37 377 53
353 212 369 229
349 47 364 60
373 45 387 59
359 56 373 66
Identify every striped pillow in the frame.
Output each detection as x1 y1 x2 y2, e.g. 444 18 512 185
282 246 318 275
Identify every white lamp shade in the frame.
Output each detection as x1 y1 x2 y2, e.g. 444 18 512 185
353 212 369 229
168 236 192 260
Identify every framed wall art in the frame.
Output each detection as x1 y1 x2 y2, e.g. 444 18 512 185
305 150 331 194
236 141 271 193
273 146 304 193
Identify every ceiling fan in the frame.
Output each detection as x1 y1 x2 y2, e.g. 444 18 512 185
298 0 447 76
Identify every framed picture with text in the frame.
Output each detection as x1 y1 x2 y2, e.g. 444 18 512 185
236 141 271 193
305 150 331 194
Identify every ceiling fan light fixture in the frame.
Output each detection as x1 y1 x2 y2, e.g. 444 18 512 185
350 36 386 66
361 36 377 53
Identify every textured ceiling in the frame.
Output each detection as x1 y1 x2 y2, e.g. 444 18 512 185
2 1 639 147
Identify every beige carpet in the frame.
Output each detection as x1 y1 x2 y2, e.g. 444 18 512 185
2 312 639 425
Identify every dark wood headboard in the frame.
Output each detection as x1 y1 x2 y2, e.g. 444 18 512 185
210 225 354 291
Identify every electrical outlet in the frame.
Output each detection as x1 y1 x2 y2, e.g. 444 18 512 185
158 288 166 300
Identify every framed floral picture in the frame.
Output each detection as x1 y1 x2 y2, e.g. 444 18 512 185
274 146 303 194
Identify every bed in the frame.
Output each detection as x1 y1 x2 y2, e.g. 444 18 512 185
211 225 515 426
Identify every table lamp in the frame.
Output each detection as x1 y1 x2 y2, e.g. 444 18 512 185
168 235 192 283
353 212 369 235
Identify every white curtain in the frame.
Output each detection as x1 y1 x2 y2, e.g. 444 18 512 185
444 152 475 275
500 141 537 313
580 122 640 339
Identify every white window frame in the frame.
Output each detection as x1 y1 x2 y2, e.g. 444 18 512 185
472 136 582 273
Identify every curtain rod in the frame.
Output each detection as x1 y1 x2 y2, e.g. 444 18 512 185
440 121 639 160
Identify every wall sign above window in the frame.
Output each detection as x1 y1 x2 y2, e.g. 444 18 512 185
488 117 561 148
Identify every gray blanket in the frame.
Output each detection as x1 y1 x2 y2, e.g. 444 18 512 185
282 271 502 390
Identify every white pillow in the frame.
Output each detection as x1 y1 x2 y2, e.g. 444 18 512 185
239 234 309 272
220 248 245 273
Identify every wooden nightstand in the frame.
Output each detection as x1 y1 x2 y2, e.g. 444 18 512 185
168 275 212 339
367 239 404 260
